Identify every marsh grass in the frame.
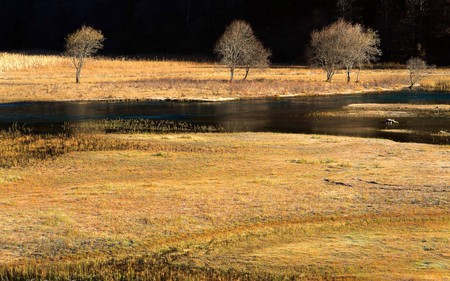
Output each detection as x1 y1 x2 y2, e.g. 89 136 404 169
0 256 296 281
0 52 61 73
0 133 448 280
0 131 133 168
1 53 448 103
64 119 223 134
434 80 450 91
0 120 223 168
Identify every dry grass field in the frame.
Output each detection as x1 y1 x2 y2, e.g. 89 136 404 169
0 132 449 280
1 53 449 103
0 53 449 280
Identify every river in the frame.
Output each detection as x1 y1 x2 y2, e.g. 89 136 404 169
1 91 449 144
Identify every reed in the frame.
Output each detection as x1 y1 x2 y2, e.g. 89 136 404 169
64 119 223 134
434 80 450 91
0 131 132 168
0 256 298 281
0 120 222 168
0 52 62 72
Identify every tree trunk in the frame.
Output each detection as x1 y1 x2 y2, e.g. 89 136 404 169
326 70 334 82
74 57 84 84
346 68 351 83
325 64 334 82
230 67 235 82
76 67 81 84
243 67 250 80
355 67 361 83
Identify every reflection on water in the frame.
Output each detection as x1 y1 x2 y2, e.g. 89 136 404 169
0 91 449 144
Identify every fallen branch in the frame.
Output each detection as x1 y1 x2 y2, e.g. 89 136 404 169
323 178 353 187
354 178 448 192
354 178 401 187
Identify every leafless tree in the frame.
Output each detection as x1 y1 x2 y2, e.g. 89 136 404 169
242 40 271 80
65 26 104 83
309 20 348 82
406 57 431 88
341 25 381 83
214 20 269 82
309 20 381 83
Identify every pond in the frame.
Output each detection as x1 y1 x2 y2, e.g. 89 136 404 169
0 91 449 144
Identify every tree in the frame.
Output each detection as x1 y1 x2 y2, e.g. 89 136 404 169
214 20 270 82
354 28 381 83
241 40 271 80
65 26 104 83
341 25 381 83
406 57 430 88
309 20 348 82
309 20 381 82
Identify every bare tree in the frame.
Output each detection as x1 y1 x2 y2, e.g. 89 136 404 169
354 28 381 83
309 20 381 83
406 57 430 88
341 25 381 83
242 40 271 80
65 26 104 83
309 20 348 82
214 20 269 82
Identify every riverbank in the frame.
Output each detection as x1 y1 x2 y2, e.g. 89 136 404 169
315 103 450 118
1 132 449 279
1 54 449 103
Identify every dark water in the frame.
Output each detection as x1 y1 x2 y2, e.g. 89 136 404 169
0 91 449 144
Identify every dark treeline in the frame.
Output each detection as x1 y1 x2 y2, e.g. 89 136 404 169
0 0 449 64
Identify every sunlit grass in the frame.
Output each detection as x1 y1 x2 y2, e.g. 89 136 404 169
0 53 448 103
0 131 448 279
0 52 62 73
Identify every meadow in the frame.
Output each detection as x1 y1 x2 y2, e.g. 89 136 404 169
0 130 449 280
0 52 449 103
0 53 449 280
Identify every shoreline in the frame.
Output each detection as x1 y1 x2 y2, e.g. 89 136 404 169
0 85 413 104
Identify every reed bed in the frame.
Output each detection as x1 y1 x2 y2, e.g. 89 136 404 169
0 256 294 281
0 131 133 168
0 53 62 73
0 120 222 168
64 119 223 134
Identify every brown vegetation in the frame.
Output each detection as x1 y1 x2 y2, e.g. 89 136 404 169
1 54 449 104
315 103 450 118
0 132 449 279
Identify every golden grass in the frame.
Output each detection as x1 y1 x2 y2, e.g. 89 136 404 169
313 103 450 118
1 53 449 103
0 52 61 73
0 132 449 279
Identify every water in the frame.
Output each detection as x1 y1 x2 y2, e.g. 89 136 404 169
0 91 449 144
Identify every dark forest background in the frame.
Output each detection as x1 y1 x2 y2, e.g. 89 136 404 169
0 0 449 64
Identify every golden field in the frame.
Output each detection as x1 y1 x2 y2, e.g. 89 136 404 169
0 53 449 280
0 132 449 280
0 52 449 103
